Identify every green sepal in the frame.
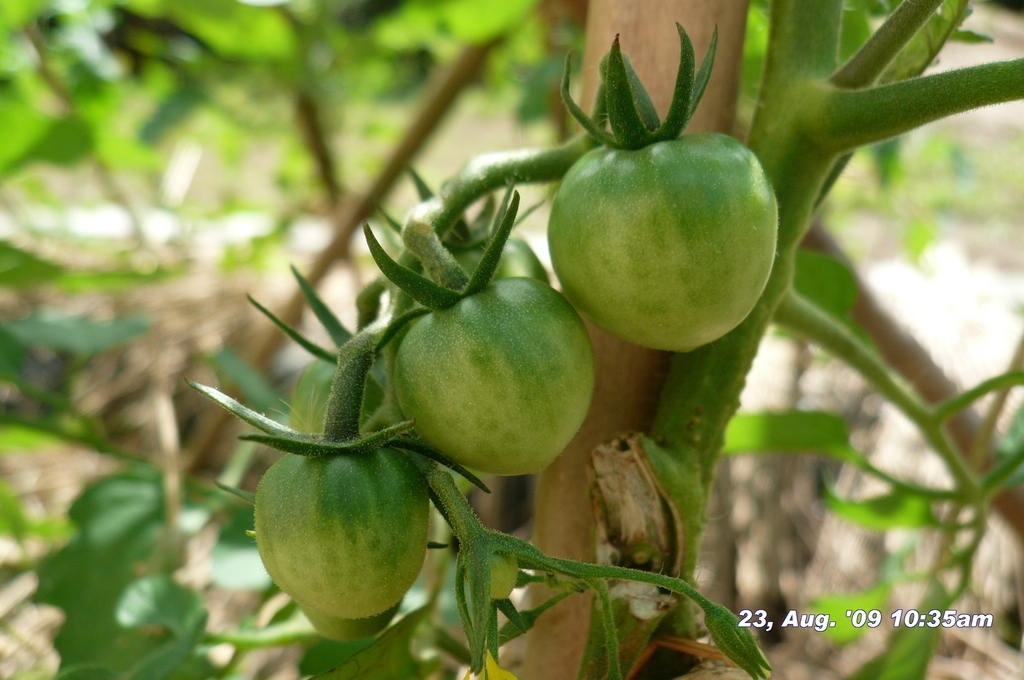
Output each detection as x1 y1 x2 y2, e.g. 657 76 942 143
494 598 527 633
187 379 298 439
240 419 415 457
561 54 617 147
703 602 772 679
605 35 657 149
458 545 492 672
390 437 490 493
363 224 463 309
496 590 573 642
378 209 403 234
620 53 660 131
688 25 717 120
463 190 520 297
214 480 255 506
376 307 430 351
291 265 352 348
408 167 434 200
247 295 336 363
653 23 697 142
356 276 387 330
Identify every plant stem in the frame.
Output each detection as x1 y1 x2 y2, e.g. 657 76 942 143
764 0 843 80
774 291 982 502
323 330 380 442
935 371 1024 424
820 58 1024 152
831 0 945 88
970 332 1024 470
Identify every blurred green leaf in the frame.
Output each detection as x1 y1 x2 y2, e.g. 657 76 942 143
311 605 440 679
167 0 296 61
55 667 120 680
902 219 936 264
839 0 873 64
300 639 379 677
950 29 993 44
116 575 205 636
868 138 903 189
0 477 29 541
209 347 285 416
138 85 205 145
35 467 169 672
210 504 272 590
846 580 950 680
376 0 539 48
0 424 66 454
723 410 859 463
5 310 149 355
811 581 892 645
825 487 937 530
0 326 26 377
0 241 64 289
516 57 562 124
23 117 95 168
0 0 48 30
793 250 858 321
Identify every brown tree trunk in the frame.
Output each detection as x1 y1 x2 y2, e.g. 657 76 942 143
523 3 750 678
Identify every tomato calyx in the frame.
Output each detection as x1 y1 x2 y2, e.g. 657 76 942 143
562 23 718 150
363 187 523 311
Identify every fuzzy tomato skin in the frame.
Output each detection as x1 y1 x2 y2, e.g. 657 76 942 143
301 601 401 641
547 133 778 352
254 449 428 619
394 278 595 476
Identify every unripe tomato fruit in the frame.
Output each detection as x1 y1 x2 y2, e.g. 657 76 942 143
254 450 428 619
301 601 401 641
548 133 778 352
394 277 595 476
490 553 519 600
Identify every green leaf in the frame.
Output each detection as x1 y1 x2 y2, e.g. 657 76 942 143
116 575 204 637
4 310 149 355
0 241 64 289
209 347 286 416
462 191 520 297
25 118 94 167
55 666 120 680
902 219 936 264
375 0 539 48
138 85 205 146
35 468 169 671
0 326 25 377
811 581 892 645
846 579 950 680
825 487 937 530
0 0 49 29
300 639 378 676
723 410 859 463
167 0 296 61
950 29 993 44
793 250 858 321
0 477 29 541
0 424 66 454
311 605 440 679
210 505 272 590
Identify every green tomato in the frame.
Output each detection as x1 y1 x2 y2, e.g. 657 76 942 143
547 133 778 352
255 449 428 619
490 553 519 600
394 278 595 476
301 601 401 641
453 236 550 283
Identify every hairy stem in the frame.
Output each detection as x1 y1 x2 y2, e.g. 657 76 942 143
820 59 1024 152
831 0 945 88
